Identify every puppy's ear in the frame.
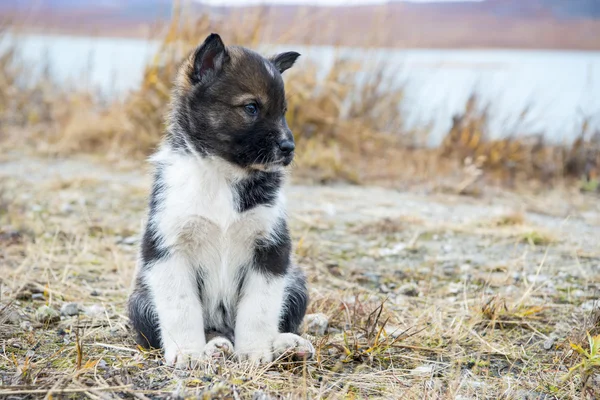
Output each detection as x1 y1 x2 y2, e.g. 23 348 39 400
270 51 300 74
192 33 229 85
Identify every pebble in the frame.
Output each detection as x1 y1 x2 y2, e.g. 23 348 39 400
459 264 472 273
378 243 406 257
60 203 74 214
527 274 549 283
571 289 585 298
60 302 80 316
305 313 329 336
35 305 60 324
32 293 45 300
6 310 23 325
514 389 549 400
542 337 556 351
448 282 463 294
398 282 420 297
580 299 598 312
411 364 434 376
84 304 106 318
119 235 138 245
20 320 33 331
253 390 273 400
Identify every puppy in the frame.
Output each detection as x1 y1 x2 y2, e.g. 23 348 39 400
127 33 313 367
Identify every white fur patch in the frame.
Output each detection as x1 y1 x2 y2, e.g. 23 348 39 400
145 146 288 366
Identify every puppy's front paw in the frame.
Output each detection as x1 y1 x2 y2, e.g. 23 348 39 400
164 342 205 369
235 341 274 364
273 333 315 361
203 337 233 361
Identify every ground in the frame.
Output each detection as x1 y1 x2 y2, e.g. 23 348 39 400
0 153 599 399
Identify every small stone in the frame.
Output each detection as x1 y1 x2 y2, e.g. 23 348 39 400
448 282 463 294
20 320 33 331
362 272 381 283
527 274 548 283
60 302 80 317
32 293 45 300
571 290 585 298
514 389 549 400
60 203 74 214
120 236 137 245
466 379 486 389
542 337 556 350
7 338 22 349
581 300 598 312
322 203 336 217
90 290 100 296
305 313 329 336
411 364 434 376
5 310 23 325
35 305 60 324
253 390 273 400
84 304 105 318
398 282 420 297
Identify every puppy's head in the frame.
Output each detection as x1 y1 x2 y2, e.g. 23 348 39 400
172 33 300 171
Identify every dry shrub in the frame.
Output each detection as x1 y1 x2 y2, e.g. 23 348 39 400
22 6 414 182
440 93 600 186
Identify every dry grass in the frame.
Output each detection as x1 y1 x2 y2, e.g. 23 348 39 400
0 157 599 398
440 94 600 187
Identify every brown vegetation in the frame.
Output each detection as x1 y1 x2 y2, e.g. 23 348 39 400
1 10 599 189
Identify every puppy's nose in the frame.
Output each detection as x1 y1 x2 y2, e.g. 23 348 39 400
278 140 295 154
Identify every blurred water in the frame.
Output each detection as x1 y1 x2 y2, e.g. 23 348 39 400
9 34 600 144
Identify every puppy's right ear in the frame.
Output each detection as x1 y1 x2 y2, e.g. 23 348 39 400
192 33 229 85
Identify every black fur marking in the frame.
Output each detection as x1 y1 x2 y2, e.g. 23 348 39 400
279 267 309 334
253 218 291 276
235 171 282 213
270 52 301 74
140 169 170 268
128 277 161 349
192 33 229 86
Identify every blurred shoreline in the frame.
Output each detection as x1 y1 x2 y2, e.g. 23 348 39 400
5 1 600 51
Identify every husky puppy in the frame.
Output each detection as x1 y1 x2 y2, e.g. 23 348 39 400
127 34 313 367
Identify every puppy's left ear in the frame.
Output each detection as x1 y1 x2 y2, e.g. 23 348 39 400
192 33 229 85
270 51 300 74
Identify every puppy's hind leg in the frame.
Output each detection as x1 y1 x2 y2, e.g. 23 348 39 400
279 265 309 335
128 276 160 349
274 266 314 360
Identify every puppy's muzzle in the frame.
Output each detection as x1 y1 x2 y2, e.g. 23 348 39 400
278 140 295 155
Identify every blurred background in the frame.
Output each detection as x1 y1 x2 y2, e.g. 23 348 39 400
1 0 600 191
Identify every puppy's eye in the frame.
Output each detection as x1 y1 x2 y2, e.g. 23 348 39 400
244 103 258 116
